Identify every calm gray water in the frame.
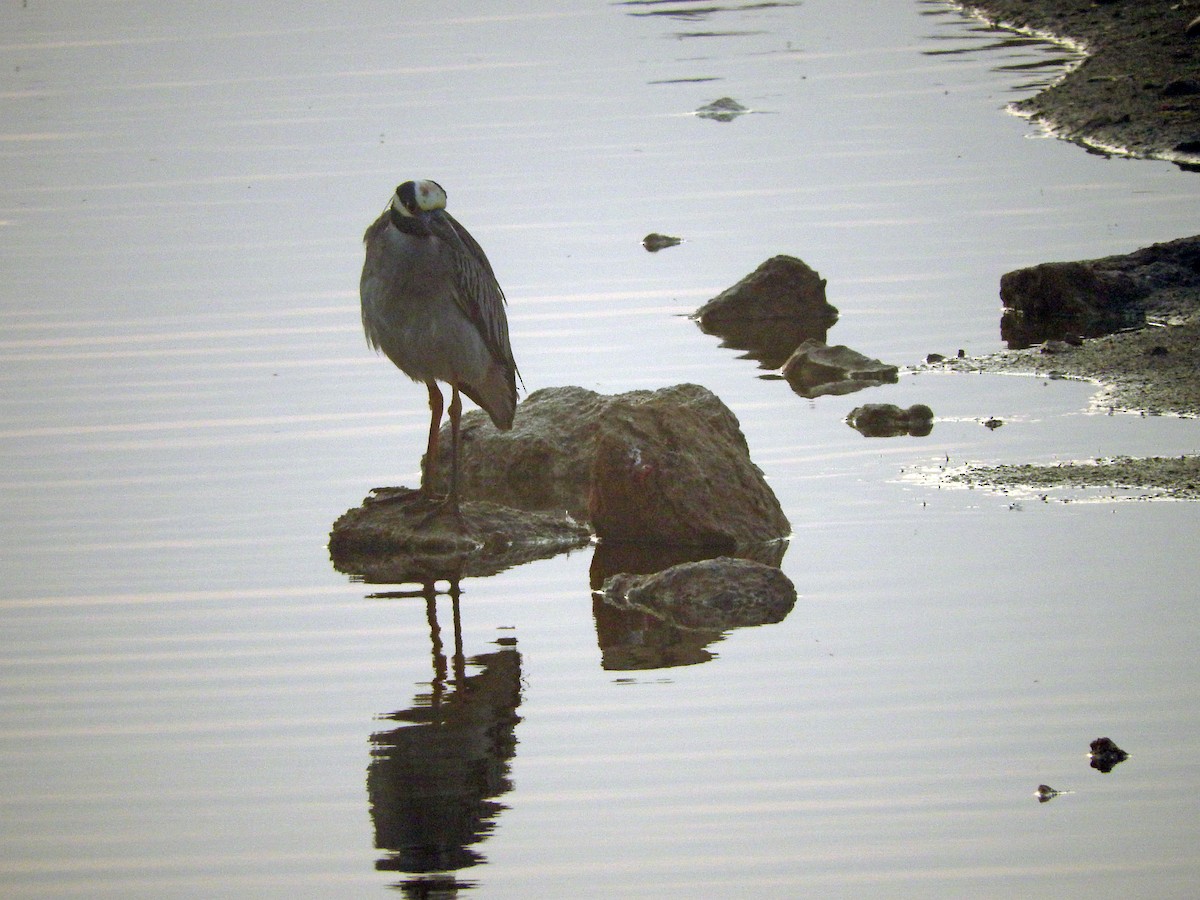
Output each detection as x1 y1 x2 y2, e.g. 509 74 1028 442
3 2 1200 897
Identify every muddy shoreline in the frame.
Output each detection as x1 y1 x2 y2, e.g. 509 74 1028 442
958 0 1200 165
932 1 1200 498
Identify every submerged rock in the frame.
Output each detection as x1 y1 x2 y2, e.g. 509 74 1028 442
588 385 790 548
782 340 899 398
328 487 590 584
599 557 796 631
846 403 934 437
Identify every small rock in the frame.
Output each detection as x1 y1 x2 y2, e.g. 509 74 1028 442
1036 784 1061 803
1089 736 1129 773
642 232 682 252
693 256 838 368
925 352 945 363
695 97 748 122
599 557 796 631
846 403 934 437
781 340 899 399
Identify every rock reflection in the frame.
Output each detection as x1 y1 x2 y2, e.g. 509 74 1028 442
617 1 802 21
368 585 521 894
697 317 830 369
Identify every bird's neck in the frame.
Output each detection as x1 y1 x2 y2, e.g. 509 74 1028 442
388 207 429 236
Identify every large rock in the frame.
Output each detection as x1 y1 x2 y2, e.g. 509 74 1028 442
692 255 839 368
587 384 789 548
599 557 796 631
428 385 610 520
781 340 898 398
999 261 1147 348
431 385 789 547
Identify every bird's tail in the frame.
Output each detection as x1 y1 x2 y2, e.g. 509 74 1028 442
462 361 517 431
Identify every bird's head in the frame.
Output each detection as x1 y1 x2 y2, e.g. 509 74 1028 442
390 180 447 219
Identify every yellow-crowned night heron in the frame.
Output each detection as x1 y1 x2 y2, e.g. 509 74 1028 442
360 180 519 509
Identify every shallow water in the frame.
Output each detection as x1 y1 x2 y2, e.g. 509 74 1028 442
3 1 1200 897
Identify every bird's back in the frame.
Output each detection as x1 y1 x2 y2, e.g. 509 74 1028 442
360 210 518 430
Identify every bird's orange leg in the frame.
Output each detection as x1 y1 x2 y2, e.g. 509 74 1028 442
422 381 443 498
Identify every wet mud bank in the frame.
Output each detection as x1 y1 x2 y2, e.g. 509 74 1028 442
928 236 1200 499
931 1 1200 498
958 0 1200 165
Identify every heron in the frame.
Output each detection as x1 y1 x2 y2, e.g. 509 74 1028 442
360 179 519 513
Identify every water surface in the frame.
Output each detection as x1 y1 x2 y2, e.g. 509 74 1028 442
3 1 1200 897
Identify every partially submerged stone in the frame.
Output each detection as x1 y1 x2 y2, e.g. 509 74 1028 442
1000 261 1147 349
587 384 790 548
1035 784 1071 803
329 487 590 584
782 340 898 398
695 97 748 122
1089 737 1129 773
693 255 838 368
588 537 787 591
928 236 1200 417
599 557 796 632
847 403 934 438
999 235 1200 349
642 232 682 252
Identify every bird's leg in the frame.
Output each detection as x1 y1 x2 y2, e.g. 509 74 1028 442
447 384 463 512
414 386 466 531
421 381 444 499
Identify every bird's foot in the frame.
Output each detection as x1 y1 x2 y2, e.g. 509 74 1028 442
415 492 467 533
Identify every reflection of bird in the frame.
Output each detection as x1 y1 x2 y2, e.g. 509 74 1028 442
360 180 518 510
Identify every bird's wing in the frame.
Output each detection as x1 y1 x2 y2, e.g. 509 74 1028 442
429 210 520 380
